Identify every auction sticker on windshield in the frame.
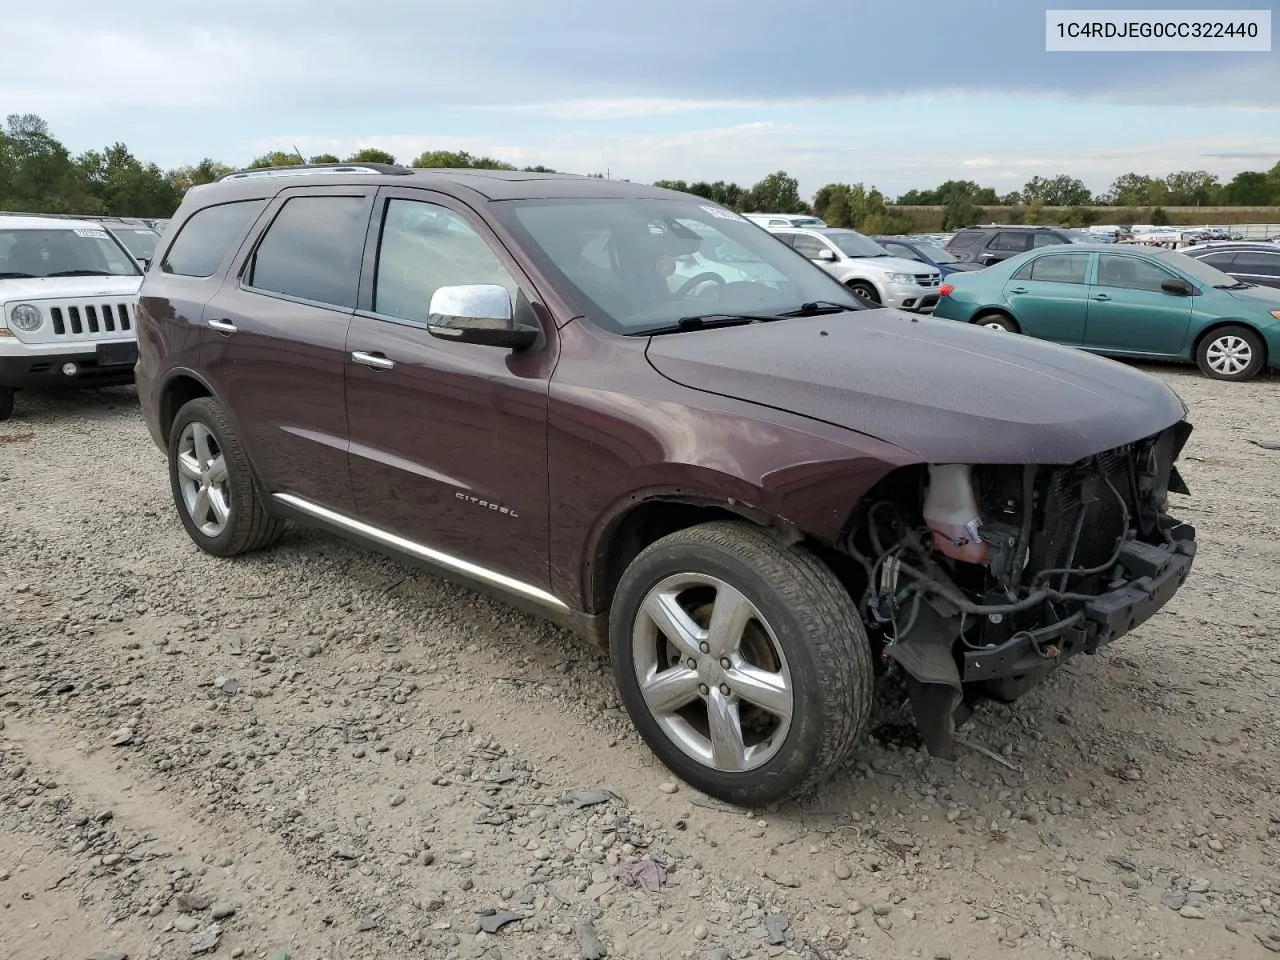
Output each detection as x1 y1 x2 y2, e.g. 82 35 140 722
1046 9 1270 51
700 205 746 222
73 229 111 240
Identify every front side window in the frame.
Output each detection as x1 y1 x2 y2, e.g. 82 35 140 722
499 198 856 334
884 242 923 262
1196 251 1238 269
0 227 139 278
374 199 519 324
1096 254 1177 292
790 234 833 259
163 200 267 278
248 196 368 309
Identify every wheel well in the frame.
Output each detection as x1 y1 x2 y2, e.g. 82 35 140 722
159 375 212 442
1192 321 1268 365
590 499 758 614
973 308 1018 330
844 278 876 290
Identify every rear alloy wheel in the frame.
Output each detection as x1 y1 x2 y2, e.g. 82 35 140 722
977 313 1019 333
0 387 14 422
847 281 881 306
168 396 285 556
610 521 872 806
1196 325 1264 381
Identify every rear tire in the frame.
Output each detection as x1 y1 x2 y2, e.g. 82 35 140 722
1195 325 1265 381
847 281 881 306
610 521 872 806
975 312 1020 333
168 397 285 556
0 387 14 422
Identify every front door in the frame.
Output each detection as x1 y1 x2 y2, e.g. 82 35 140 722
343 190 556 592
201 186 374 511
1003 251 1091 345
1084 253 1194 355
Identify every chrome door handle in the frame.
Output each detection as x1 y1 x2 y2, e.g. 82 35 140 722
207 318 237 333
1008 286 1028 294
352 351 395 370
1093 294 1112 301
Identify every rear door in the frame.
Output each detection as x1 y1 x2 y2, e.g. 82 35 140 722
1003 252 1091 345
979 231 1032 265
342 188 556 592
201 185 375 511
1084 253 1193 355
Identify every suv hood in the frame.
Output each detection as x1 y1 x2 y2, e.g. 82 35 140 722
645 310 1186 464
846 255 937 276
1 275 142 305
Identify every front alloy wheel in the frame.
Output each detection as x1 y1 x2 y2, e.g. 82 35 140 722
632 573 793 772
611 521 872 806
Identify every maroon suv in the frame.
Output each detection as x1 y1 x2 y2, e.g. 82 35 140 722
136 164 1197 804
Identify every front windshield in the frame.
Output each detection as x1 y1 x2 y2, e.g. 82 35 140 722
1158 249 1242 288
825 230 890 258
0 227 140 278
502 199 858 334
112 228 160 261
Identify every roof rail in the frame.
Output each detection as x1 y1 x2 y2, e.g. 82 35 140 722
218 162 413 182
0 211 154 224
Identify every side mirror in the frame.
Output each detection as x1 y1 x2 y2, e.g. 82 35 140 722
426 284 539 350
1161 278 1194 296
816 249 838 262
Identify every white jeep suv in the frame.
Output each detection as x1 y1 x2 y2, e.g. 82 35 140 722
772 227 942 312
0 215 143 421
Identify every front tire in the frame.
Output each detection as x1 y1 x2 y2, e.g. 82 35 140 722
847 281 881 306
1196 325 1265 381
610 521 872 806
168 397 284 556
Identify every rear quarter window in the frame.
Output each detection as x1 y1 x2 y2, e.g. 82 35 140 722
161 200 268 278
947 230 982 249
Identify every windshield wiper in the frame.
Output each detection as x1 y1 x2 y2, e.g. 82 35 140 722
635 312 783 336
0 272 38 279
1214 281 1252 290
780 300 856 316
44 269 120 277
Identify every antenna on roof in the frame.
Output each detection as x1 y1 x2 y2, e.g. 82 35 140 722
292 145 306 164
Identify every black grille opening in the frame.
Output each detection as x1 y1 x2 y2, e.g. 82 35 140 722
1030 450 1134 575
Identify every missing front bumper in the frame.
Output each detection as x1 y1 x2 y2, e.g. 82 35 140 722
962 533 1196 684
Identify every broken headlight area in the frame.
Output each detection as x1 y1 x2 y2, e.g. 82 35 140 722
841 421 1197 759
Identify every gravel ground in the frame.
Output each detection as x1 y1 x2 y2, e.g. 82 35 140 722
1 366 1278 960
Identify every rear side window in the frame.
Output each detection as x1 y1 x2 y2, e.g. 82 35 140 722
162 200 267 277
884 242 922 261
1015 253 1089 284
947 230 982 249
247 196 368 309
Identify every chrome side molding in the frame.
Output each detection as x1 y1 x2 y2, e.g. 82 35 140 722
272 492 567 610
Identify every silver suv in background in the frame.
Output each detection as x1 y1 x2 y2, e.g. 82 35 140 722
743 213 827 229
772 227 942 311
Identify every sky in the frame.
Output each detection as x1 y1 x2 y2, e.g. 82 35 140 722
3 0 1277 200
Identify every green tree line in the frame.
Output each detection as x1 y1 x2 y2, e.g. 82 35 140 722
3 113 1277 234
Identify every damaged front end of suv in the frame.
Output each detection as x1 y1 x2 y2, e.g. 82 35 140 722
841 420 1196 757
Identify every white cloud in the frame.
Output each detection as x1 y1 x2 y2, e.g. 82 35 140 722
0 22 345 111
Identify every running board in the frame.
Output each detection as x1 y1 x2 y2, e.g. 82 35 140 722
271 492 567 610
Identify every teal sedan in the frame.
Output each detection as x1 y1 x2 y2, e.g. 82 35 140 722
934 243 1280 380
